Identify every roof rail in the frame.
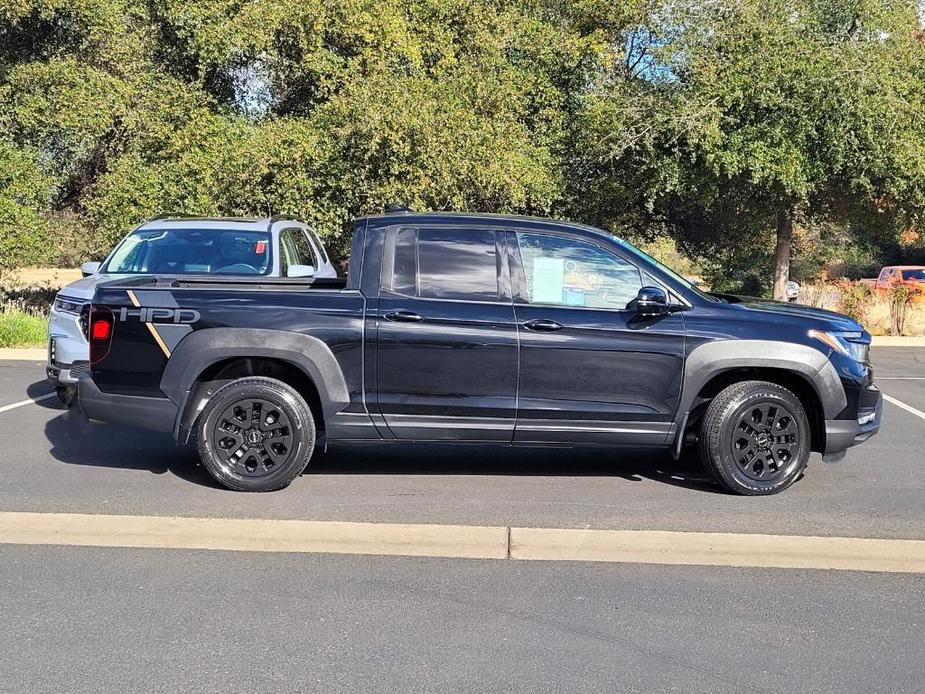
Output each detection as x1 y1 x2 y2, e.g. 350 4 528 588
145 212 200 222
384 203 414 213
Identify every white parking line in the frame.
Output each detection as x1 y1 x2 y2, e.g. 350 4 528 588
0 393 58 414
883 394 925 422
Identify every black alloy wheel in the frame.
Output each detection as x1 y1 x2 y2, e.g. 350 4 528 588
730 401 801 482
213 398 295 479
197 377 315 492
698 380 811 496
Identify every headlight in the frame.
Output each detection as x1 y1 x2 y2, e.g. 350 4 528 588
54 297 85 315
809 330 869 362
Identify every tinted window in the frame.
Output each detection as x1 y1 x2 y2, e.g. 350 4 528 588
901 269 925 281
391 228 417 295
305 227 328 263
516 233 641 309
105 229 271 275
416 229 499 301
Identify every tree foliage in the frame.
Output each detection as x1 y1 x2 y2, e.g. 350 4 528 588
0 0 924 291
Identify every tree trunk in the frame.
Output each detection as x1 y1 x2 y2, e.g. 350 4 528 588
772 205 793 301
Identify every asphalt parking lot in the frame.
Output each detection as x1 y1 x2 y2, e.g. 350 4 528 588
0 348 924 538
1 348 924 692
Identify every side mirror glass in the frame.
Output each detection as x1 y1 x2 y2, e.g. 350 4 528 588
80 261 101 277
287 264 316 278
636 286 669 316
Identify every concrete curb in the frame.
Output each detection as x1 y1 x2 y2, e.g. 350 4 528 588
871 336 925 346
0 348 45 361
1 512 923 574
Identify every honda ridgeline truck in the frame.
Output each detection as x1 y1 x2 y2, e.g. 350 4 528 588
78 212 882 495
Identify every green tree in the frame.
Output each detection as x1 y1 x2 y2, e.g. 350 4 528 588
0 139 52 275
574 0 925 297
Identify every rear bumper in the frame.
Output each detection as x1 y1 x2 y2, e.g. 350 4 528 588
77 376 177 434
822 387 882 462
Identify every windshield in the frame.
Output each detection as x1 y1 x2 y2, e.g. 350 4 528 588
901 269 925 281
104 229 272 276
610 235 721 302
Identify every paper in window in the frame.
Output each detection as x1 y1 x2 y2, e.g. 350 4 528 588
532 257 565 304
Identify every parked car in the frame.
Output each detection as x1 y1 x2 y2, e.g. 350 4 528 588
861 265 925 293
78 211 881 496
47 214 336 404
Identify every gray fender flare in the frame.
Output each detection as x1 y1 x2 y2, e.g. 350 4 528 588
161 328 350 442
678 339 846 425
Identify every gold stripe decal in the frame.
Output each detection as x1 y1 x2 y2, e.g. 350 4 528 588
126 289 172 359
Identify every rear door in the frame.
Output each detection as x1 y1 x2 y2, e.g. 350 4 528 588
375 225 517 440
507 229 686 445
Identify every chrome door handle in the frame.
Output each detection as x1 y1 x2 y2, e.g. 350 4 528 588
384 310 424 323
523 319 563 332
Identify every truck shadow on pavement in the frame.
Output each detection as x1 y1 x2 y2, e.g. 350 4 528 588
314 442 721 493
37 380 719 493
43 408 216 488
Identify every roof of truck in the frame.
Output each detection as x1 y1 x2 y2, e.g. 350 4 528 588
356 210 612 237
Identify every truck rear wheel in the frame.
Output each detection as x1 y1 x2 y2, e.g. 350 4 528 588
196 377 316 492
698 380 810 496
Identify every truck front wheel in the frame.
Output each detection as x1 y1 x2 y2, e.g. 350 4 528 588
196 377 316 492
698 380 811 496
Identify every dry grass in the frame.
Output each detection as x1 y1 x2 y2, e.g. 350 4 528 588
799 283 925 336
9 267 82 288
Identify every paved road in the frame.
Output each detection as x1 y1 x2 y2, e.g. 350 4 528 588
0 349 923 538
1 350 924 693
1 545 923 693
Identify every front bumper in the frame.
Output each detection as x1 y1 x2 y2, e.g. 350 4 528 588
46 358 90 386
47 302 90 386
822 385 882 462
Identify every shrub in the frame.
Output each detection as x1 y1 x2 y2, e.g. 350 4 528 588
836 280 871 324
887 281 922 336
798 281 925 336
0 304 47 348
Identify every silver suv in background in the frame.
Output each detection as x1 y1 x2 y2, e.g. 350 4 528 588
47 214 337 403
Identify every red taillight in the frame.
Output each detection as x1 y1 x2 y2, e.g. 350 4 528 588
91 319 111 341
89 306 114 365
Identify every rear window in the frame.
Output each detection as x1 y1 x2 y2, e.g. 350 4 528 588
104 229 272 276
387 228 499 301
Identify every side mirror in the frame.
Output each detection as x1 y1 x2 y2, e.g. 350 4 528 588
287 264 316 278
636 286 669 316
80 261 101 277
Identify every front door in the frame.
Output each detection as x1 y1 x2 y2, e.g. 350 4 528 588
376 226 517 440
508 230 686 444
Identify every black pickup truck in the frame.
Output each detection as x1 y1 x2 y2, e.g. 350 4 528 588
79 211 882 495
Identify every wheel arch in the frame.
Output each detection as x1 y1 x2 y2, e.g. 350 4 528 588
161 328 350 444
676 340 845 454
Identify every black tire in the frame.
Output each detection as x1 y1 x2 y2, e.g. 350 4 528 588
698 380 810 496
196 377 316 492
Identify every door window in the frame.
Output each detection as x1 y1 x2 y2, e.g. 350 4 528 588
516 233 642 309
279 227 317 275
388 228 500 301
